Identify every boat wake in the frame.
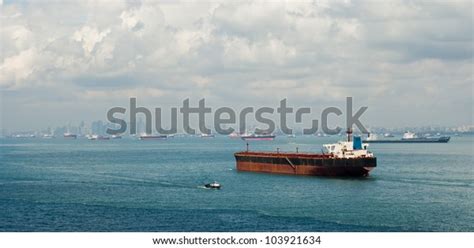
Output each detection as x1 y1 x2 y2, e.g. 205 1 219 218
380 177 472 188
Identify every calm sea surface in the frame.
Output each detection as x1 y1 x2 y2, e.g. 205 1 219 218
0 135 472 231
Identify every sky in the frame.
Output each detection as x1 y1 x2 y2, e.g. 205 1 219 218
0 0 473 131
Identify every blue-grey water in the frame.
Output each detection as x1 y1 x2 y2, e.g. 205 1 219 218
0 135 473 231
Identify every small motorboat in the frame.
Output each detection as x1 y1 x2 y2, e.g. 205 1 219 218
204 181 221 189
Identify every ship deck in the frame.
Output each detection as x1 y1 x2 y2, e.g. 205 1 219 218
234 151 333 159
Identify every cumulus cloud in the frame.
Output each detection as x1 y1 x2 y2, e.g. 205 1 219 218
73 26 111 55
0 0 472 130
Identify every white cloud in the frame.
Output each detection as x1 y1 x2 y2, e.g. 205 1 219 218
0 48 37 88
73 26 111 56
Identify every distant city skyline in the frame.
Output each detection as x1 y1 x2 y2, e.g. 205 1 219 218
2 118 473 138
1 1 473 131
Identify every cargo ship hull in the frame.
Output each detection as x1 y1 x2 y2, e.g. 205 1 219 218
241 137 275 141
365 136 450 143
139 135 167 140
240 134 276 141
235 152 376 177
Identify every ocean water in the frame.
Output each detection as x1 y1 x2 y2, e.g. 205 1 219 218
0 135 472 232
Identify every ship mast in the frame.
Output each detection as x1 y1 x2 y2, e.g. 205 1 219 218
346 128 353 142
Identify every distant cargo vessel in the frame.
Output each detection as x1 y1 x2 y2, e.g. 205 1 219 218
235 129 376 177
228 132 241 139
139 134 167 140
364 131 450 143
240 133 275 141
88 135 110 140
63 133 77 139
200 133 215 138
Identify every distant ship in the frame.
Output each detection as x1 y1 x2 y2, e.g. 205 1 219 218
12 134 36 138
235 129 376 177
228 132 241 139
139 134 167 140
63 133 77 139
200 133 215 138
88 135 110 140
364 131 450 143
240 133 275 141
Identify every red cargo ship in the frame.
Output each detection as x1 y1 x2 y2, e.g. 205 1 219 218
234 129 376 177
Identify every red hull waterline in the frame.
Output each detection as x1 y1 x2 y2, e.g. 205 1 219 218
234 152 376 177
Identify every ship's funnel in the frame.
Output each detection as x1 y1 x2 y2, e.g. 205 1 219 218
353 136 363 150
